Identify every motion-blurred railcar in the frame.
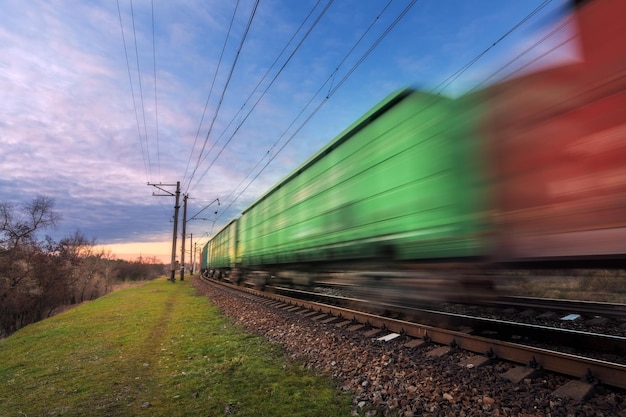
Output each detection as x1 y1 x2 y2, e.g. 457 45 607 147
204 0 626 291
200 241 209 275
205 219 238 279
236 89 488 274
482 0 626 260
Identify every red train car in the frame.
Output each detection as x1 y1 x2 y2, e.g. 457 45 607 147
484 0 626 260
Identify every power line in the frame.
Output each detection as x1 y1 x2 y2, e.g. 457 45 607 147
151 0 161 179
130 0 152 179
327 0 394 96
182 0 242 188
184 0 261 194
186 0 335 195
116 0 150 181
470 15 575 92
186 0 325 195
433 0 554 94
328 0 415 98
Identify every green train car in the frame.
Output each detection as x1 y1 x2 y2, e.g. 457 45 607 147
234 89 488 271
204 0 626 288
206 219 238 278
201 241 209 271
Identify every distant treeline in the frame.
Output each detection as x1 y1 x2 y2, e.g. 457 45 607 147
0 196 166 337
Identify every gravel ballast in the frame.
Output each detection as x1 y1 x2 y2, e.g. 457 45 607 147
193 278 626 416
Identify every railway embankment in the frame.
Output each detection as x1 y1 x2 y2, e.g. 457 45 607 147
195 277 626 417
0 277 351 417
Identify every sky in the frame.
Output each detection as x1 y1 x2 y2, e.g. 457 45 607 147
0 0 575 263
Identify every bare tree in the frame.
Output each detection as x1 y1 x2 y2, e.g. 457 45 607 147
0 196 165 336
57 231 111 303
0 196 60 248
0 196 60 285
0 196 61 335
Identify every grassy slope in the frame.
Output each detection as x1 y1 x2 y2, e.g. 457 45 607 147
0 277 352 416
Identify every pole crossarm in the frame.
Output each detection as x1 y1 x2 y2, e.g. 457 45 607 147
147 182 178 196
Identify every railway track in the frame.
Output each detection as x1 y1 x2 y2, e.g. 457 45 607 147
313 277 626 322
199 276 626 393
274 285 626 358
489 295 626 321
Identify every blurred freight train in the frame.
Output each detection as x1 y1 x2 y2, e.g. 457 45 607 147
201 0 626 303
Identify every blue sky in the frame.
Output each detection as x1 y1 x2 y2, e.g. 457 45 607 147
0 0 574 260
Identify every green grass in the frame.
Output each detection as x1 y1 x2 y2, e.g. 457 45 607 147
0 277 352 416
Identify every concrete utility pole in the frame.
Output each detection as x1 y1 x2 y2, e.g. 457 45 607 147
180 194 188 281
148 181 180 282
171 183 181 282
190 234 195 274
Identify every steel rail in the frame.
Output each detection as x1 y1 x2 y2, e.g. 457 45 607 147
201 278 626 389
495 296 626 320
313 279 626 320
269 285 626 355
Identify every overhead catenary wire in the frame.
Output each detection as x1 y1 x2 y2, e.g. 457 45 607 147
116 0 150 182
182 0 242 189
470 15 576 92
120 1 169 222
151 0 161 179
433 0 554 94
186 0 327 196
186 0 331 213
326 0 394 96
130 0 152 180
186 0 335 196
327 0 415 98
184 0 261 195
